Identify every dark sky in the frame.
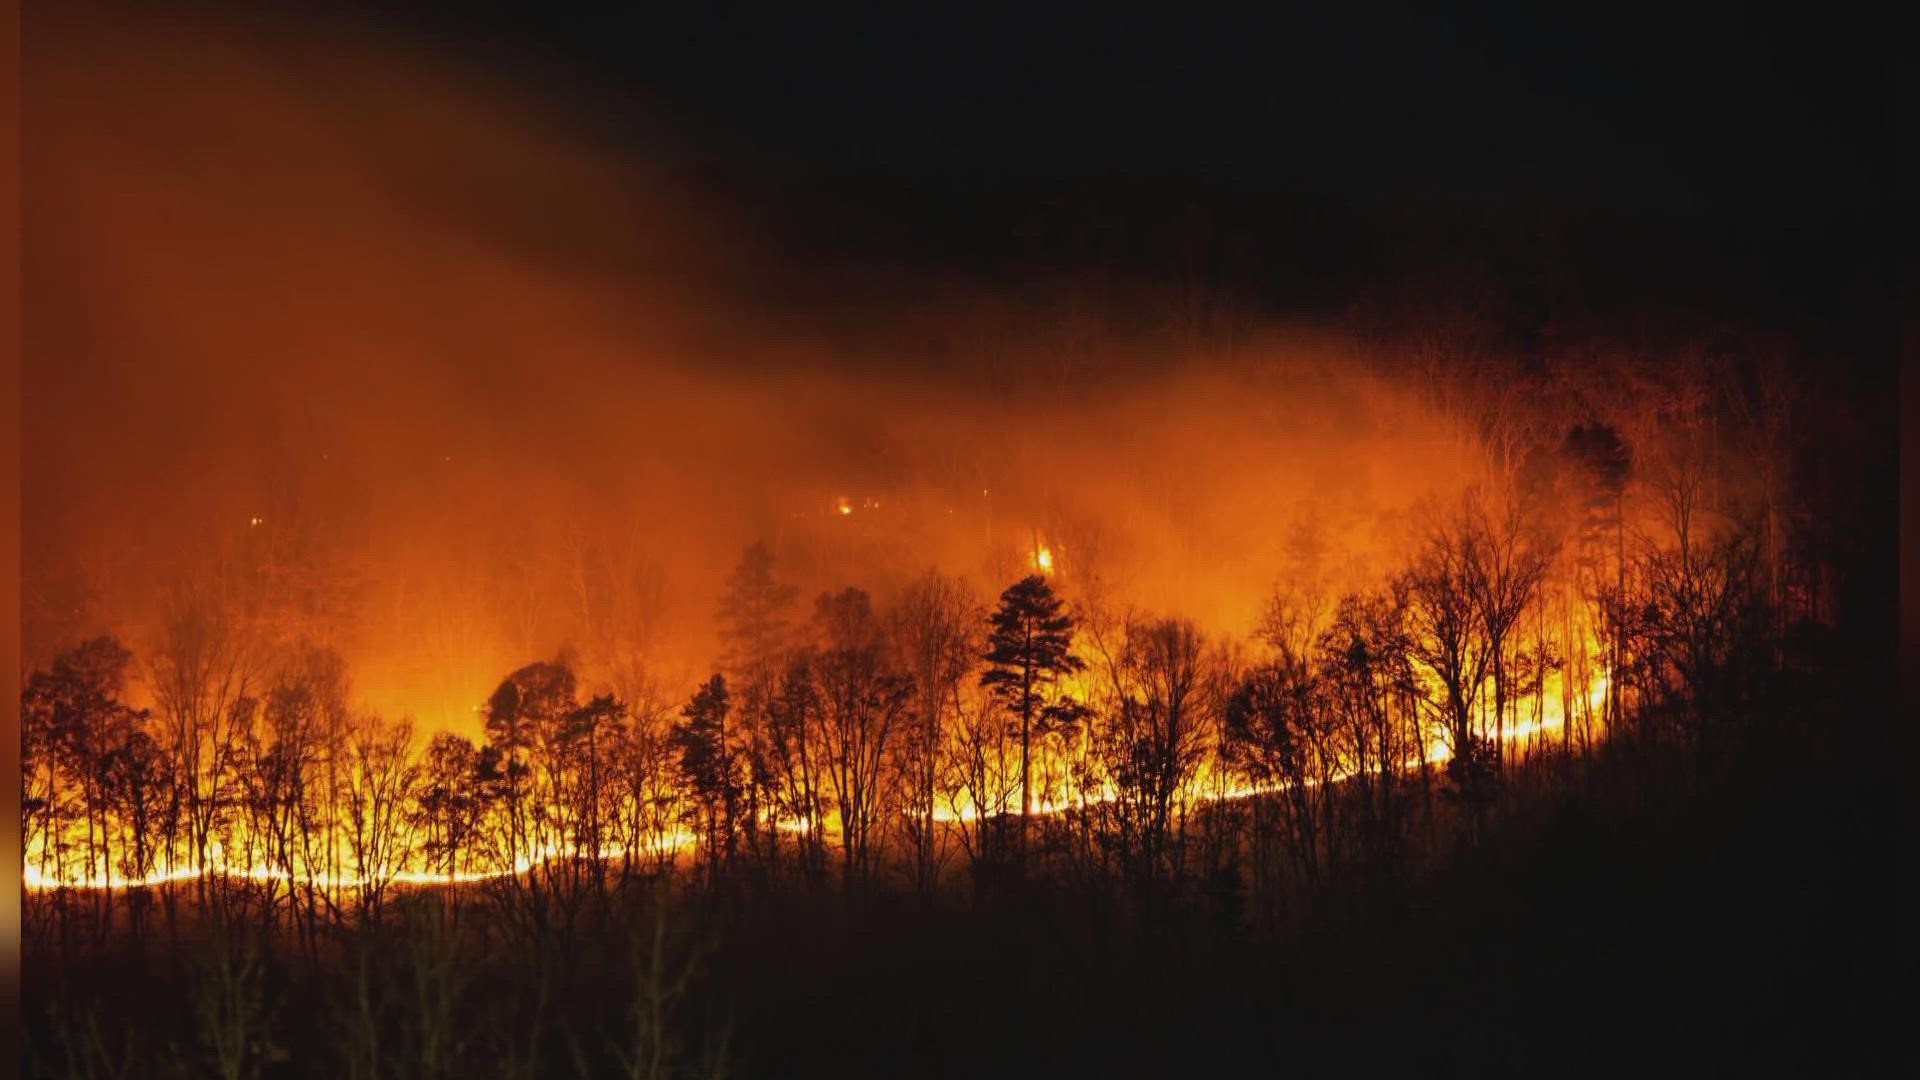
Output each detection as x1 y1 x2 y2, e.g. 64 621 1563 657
305 5 1889 218
229 3 1892 341
63 1 1895 346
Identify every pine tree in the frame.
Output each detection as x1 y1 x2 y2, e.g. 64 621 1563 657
980 575 1085 857
717 541 798 683
672 674 738 882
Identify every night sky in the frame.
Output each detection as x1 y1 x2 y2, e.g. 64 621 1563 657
323 5 1888 210
237 4 1891 340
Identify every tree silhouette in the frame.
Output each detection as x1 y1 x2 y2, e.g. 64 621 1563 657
1402 509 1499 831
343 713 416 921
483 659 579 870
1462 493 1554 764
716 541 799 871
763 653 829 886
811 588 910 888
148 600 256 905
1317 589 1420 882
554 693 627 883
717 541 799 684
1093 617 1214 888
413 732 485 882
672 674 739 884
22 636 150 939
980 575 1086 859
1225 657 1336 896
888 570 979 895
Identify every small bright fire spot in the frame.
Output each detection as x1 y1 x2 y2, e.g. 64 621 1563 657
248 516 264 527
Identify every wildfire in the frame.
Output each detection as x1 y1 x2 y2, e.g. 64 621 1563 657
1034 544 1054 575
25 662 1613 893
22 842 692 894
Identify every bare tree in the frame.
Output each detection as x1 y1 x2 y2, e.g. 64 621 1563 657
1224 653 1340 908
762 652 830 887
148 598 258 906
553 693 627 893
615 680 683 880
1088 617 1214 889
238 644 350 950
1400 503 1498 837
1461 492 1555 765
22 636 150 941
343 713 417 922
943 661 1020 887
812 588 910 889
887 570 980 895
716 541 799 873
1317 589 1421 883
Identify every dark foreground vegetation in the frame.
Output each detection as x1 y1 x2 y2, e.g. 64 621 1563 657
26 671 1895 1078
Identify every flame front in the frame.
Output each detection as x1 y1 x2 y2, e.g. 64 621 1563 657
25 648 1614 893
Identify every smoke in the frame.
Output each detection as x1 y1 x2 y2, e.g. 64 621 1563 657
25 7 1484 732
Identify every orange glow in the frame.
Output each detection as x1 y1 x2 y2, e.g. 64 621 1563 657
18 8 1685 903
25 653 1615 893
